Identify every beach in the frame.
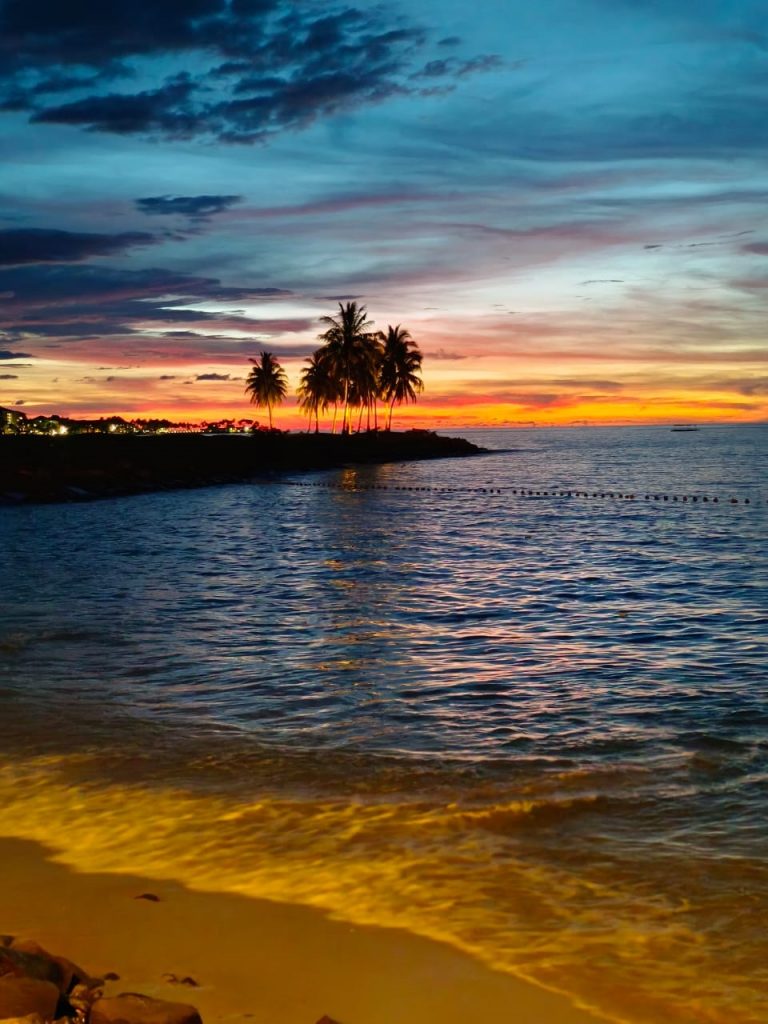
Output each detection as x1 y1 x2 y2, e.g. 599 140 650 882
2 837 604 1024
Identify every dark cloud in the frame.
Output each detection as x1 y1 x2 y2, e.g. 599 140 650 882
0 264 293 344
158 375 176 380
0 373 18 378
196 372 231 380
734 376 768 396
0 228 156 266
135 195 243 221
0 349 33 359
411 54 502 80
550 378 623 392
743 242 768 255
580 279 624 285
0 0 492 143
33 75 199 135
423 349 467 360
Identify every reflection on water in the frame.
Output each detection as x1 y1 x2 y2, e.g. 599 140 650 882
0 424 766 1024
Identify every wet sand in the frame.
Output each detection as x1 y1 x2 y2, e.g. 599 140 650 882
1 837 608 1024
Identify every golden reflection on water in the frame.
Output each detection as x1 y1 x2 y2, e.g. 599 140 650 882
0 752 765 1024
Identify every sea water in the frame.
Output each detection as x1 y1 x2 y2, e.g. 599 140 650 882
1 424 766 1023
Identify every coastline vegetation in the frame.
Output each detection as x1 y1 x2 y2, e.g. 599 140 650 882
252 301 424 435
1 303 423 437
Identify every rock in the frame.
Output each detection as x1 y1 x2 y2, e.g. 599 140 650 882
133 894 160 903
0 949 63 990
315 1017 342 1024
102 975 120 984
68 984 99 1013
0 1014 46 1024
0 977 60 1020
8 942 95 994
91 994 201 1024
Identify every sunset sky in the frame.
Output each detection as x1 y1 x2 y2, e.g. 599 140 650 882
1 0 766 428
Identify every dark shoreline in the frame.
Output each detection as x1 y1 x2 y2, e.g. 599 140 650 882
0 431 484 505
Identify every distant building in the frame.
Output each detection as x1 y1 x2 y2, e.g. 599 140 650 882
0 406 28 434
28 415 65 435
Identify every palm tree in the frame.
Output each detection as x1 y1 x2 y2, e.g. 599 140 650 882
379 325 423 430
245 351 288 430
317 301 376 433
297 351 338 433
348 332 383 431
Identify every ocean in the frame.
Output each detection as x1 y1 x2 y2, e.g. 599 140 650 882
1 423 766 1023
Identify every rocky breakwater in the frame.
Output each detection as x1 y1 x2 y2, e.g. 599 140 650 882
0 936 340 1024
0 431 484 504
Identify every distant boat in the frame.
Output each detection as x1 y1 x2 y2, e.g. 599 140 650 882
670 425 700 432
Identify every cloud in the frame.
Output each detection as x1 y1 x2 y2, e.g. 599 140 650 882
32 75 200 135
734 376 768 396
248 190 447 220
0 229 156 266
196 372 231 381
410 54 502 80
135 194 243 221
0 373 18 378
423 348 467 360
0 349 33 359
1 1 494 143
550 378 623 392
0 265 297 361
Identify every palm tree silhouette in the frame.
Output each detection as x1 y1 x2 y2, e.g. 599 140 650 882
317 301 376 433
245 351 288 430
379 325 423 430
297 351 339 433
350 333 383 431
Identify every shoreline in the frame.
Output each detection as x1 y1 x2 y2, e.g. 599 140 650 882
1 837 608 1024
0 431 484 505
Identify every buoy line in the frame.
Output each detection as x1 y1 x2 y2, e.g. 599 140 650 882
278 480 762 505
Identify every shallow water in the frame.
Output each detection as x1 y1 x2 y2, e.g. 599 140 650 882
1 424 766 1023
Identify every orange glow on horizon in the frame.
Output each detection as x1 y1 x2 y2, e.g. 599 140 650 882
7 352 767 430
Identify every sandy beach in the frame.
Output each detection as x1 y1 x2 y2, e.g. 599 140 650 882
1 837 607 1024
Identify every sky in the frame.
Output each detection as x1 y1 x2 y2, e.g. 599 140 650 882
0 0 766 429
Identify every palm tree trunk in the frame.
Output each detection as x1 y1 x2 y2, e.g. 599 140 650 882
357 404 364 433
388 396 396 430
342 377 350 434
331 404 338 434
268 403 273 430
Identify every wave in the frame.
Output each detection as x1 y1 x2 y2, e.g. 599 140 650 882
0 750 766 1024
